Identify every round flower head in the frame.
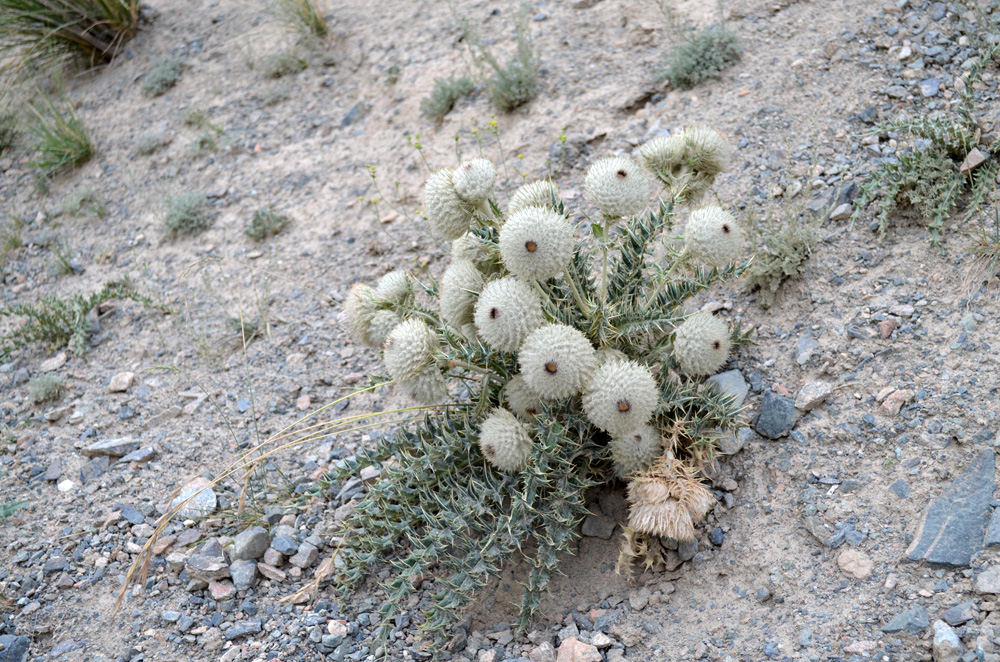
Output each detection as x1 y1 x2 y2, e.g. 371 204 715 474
505 375 543 420
374 270 411 304
625 457 716 541
583 156 649 219
519 324 597 400
451 232 493 270
641 127 730 203
610 425 662 478
627 493 696 541
452 159 496 205
509 180 558 214
684 126 731 177
478 408 533 472
383 318 437 383
672 311 731 376
399 367 448 405
367 310 402 348
424 168 471 241
344 283 378 347
498 206 575 282
684 206 743 267
439 259 484 328
639 134 686 175
474 277 544 352
582 359 659 438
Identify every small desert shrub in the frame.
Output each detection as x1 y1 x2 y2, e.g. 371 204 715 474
458 3 539 111
245 205 290 240
164 191 212 237
141 55 183 97
0 216 25 266
261 83 290 106
0 278 157 358
268 0 327 39
134 131 163 155
186 131 217 156
965 208 1000 294
743 206 819 307
0 0 141 72
420 75 475 121
28 374 63 404
383 62 400 85
260 52 306 78
26 92 92 174
660 24 742 90
56 187 104 217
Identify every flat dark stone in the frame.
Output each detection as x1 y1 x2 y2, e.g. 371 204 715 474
889 479 910 499
940 601 977 626
905 448 995 567
79 456 109 484
882 606 929 634
985 508 1000 549
0 635 30 662
754 391 799 440
225 620 262 640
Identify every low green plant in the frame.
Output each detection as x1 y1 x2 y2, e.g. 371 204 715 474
56 187 104 217
0 0 140 73
28 374 63 404
659 24 742 90
420 75 475 121
0 499 27 518
383 62 400 85
964 207 1000 295
0 109 17 154
134 131 163 155
0 216 24 265
245 205 290 241
268 0 327 39
26 92 92 174
140 55 183 97
322 127 749 644
743 204 819 307
50 240 76 276
458 3 539 111
260 52 306 78
164 191 212 237
186 131 217 156
0 277 159 359
852 45 1000 245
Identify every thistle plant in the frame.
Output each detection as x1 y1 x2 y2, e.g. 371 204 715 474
328 126 749 644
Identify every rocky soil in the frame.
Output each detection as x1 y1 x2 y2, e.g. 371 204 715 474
3 0 1000 660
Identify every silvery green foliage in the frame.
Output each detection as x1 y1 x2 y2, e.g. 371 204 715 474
330 133 751 644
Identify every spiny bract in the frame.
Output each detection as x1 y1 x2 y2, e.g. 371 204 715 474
508 180 558 213
439 259 485 328
581 359 659 438
478 408 533 472
685 205 743 268
383 318 438 383
584 156 649 220
498 205 575 281
473 276 544 353
519 323 597 400
672 311 731 377
424 168 471 241
453 158 497 205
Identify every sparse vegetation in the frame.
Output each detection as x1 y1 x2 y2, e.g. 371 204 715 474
659 24 742 90
0 277 159 359
0 0 141 73
245 205 290 241
965 208 1000 295
743 205 819 307
261 83 290 106
56 187 104 217
0 216 24 266
458 3 539 111
420 75 475 121
0 499 27 518
164 191 212 237
0 108 17 154
140 55 184 97
50 240 77 276
268 0 327 40
260 52 307 78
134 131 163 155
28 374 64 404
186 131 217 156
26 92 93 174
383 62 400 85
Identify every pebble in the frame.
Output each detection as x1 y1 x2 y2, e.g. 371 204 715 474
932 620 963 662
754 391 799 439
941 601 977 626
882 606 929 634
794 381 832 411
0 635 31 662
795 336 820 365
224 620 262 640
81 437 141 458
580 513 616 539
888 479 910 499
171 477 218 518
289 542 319 568
271 534 298 556
108 371 134 392
39 353 67 372
556 637 601 662
837 549 874 579
919 78 940 97
706 369 749 407
185 555 230 582
232 526 270 560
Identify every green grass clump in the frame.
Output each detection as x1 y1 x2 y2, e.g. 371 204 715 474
0 278 158 359
458 3 539 111
260 52 306 78
0 216 25 266
27 92 92 175
659 24 742 90
743 207 819 308
268 0 327 39
28 374 63 404
420 75 475 121
141 55 184 97
134 131 163 155
0 0 140 73
245 205 290 241
0 109 17 154
164 191 212 237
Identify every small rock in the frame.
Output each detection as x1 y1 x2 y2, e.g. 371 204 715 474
754 391 799 439
794 382 832 411
932 620 963 662
171 477 217 518
257 563 286 581
81 437 140 458
79 456 109 484
119 447 158 463
880 389 913 416
296 394 311 411
591 633 613 649
108 371 134 393
581 513 616 539
556 637 601 662
185 555 230 582
837 549 874 579
209 580 237 601
707 370 749 407
262 547 283 566
882 606 929 634
0 635 31 662
889 304 915 318
271 534 298 556
529 642 557 662
986 509 1000 548
289 542 318 569
877 319 898 338
940 601 977 626
145 406 182 428
39 353 67 372
224 620 262 641
628 587 650 611
232 526 270 561
960 148 987 173
888 479 910 499
829 203 851 221
43 458 63 481
919 78 941 97
795 336 820 365
230 559 257 592
977 566 1000 594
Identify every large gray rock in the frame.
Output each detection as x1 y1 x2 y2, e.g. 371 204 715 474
81 437 140 458
754 391 798 439
707 370 749 407
906 449 995 567
229 560 258 592
232 526 270 561
882 606 929 634
171 477 217 518
0 635 30 662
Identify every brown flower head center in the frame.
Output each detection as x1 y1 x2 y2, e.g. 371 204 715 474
617 400 632 413
712 340 722 350
526 408 538 416
525 240 538 253
484 444 495 458
544 361 558 374
489 307 499 320
616 169 628 178
721 223 731 234
633 434 643 442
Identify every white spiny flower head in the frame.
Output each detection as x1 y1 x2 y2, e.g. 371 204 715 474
519 324 597 400
452 158 497 205
498 206 575 282
639 134 686 176
478 408 533 472
383 318 438 383
344 283 378 347
609 425 662 478
399 367 448 405
439 259 484 328
367 310 402 348
505 374 543 420
508 180 558 214
583 156 649 219
683 126 731 176
452 232 492 268
374 270 411 304
582 359 659 438
473 277 544 353
672 311 731 376
684 205 743 268
424 168 472 241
